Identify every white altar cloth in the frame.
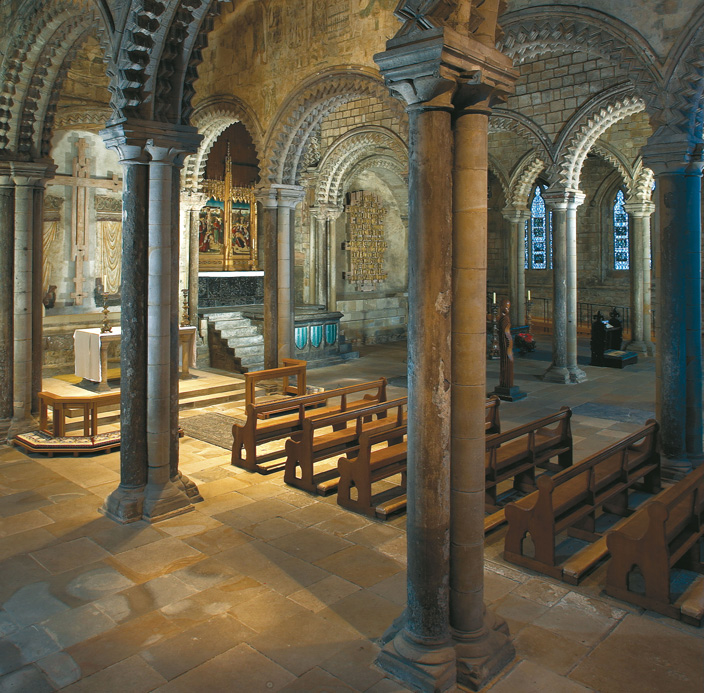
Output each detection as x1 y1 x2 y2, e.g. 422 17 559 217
74 326 197 382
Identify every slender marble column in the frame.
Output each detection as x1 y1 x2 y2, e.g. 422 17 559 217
565 192 586 383
313 204 342 310
32 185 45 414
180 191 207 327
142 143 194 521
11 179 38 431
276 187 305 362
452 106 514 690
643 212 654 354
502 207 529 325
256 188 279 369
624 201 655 353
542 192 569 383
0 182 14 424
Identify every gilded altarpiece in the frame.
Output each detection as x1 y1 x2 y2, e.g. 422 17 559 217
198 149 258 272
345 191 387 291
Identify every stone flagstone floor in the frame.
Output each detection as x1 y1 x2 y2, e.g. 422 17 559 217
0 340 702 692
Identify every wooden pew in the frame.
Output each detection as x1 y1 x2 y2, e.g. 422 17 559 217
231 378 387 474
485 407 572 512
283 397 406 494
503 420 660 580
244 358 307 407
335 397 500 520
337 423 408 519
485 394 501 435
605 464 704 624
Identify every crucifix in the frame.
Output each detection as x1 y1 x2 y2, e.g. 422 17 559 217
47 138 121 305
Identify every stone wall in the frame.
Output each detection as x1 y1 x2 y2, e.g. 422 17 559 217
337 294 407 345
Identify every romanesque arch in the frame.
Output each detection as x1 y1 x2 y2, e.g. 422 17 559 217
314 126 407 208
261 68 405 185
183 94 264 192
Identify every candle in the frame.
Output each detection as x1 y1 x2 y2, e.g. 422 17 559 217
102 275 107 290
492 292 496 304
527 290 531 301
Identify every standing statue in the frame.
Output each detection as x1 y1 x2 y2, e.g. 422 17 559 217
498 298 514 388
493 297 526 401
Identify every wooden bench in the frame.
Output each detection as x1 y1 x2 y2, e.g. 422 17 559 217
335 397 502 520
337 423 408 519
231 378 387 474
503 420 660 581
244 358 307 407
605 464 704 624
283 397 406 494
485 407 572 512
485 394 501 435
39 390 121 438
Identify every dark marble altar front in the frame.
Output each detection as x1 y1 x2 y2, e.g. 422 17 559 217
198 272 264 308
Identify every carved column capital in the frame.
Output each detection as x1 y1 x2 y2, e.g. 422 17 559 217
501 206 530 224
374 26 516 111
642 130 704 177
0 160 56 187
624 200 655 218
180 190 208 212
543 187 585 211
101 120 202 166
311 204 343 223
255 184 305 210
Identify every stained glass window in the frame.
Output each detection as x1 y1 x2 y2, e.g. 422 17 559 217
613 189 629 270
524 185 552 270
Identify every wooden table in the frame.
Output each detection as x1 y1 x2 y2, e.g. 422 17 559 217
74 326 197 390
39 390 121 437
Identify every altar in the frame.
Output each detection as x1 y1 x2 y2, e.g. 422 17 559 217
74 326 197 390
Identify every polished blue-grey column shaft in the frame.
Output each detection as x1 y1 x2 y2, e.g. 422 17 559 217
548 203 567 373
656 171 703 470
405 105 452 643
119 161 149 488
32 187 44 414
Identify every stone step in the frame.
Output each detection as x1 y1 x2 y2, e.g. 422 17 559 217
224 336 263 349
232 344 264 357
218 326 260 339
207 312 246 322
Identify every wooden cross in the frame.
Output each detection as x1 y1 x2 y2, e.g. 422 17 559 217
47 138 121 305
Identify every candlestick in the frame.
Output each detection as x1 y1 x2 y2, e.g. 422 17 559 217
101 292 112 333
488 303 500 359
180 288 190 327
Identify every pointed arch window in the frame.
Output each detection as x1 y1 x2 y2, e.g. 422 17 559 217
613 189 629 270
524 185 552 270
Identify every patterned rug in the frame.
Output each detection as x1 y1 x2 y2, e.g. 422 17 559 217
180 413 240 450
572 402 654 425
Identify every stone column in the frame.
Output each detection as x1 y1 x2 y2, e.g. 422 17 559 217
502 207 529 325
542 189 586 384
624 200 655 353
256 187 279 369
643 138 704 476
32 185 45 414
9 166 53 436
180 191 207 326
452 100 514 689
313 204 342 311
276 186 305 363
565 192 586 382
374 23 516 693
101 122 202 523
0 181 14 425
542 192 569 383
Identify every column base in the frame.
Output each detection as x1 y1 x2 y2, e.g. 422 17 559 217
172 471 204 503
492 385 527 402
661 456 693 481
142 481 194 523
453 613 515 692
625 340 653 355
99 485 146 524
7 414 40 439
568 366 587 383
375 615 456 693
542 364 571 384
